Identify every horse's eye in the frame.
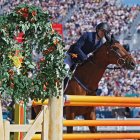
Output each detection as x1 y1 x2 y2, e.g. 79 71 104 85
113 47 119 51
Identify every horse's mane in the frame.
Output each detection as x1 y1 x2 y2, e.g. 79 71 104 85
93 39 119 55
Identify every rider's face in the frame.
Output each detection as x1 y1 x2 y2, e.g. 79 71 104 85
97 29 106 38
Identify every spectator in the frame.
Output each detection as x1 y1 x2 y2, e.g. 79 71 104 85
137 23 140 34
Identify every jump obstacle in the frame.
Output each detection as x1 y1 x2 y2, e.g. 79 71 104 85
30 95 140 139
1 95 140 140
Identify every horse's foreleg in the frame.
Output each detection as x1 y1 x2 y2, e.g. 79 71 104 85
90 107 97 133
33 105 42 116
65 107 75 133
67 126 73 133
84 107 97 133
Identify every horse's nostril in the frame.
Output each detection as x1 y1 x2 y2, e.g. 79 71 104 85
130 61 136 69
131 62 135 66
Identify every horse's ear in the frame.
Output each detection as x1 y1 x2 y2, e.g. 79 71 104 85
111 34 119 44
108 34 114 45
111 34 115 41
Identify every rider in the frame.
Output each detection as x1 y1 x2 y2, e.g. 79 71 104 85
65 22 111 71
64 22 111 88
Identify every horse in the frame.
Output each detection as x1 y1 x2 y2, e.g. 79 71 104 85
64 39 136 133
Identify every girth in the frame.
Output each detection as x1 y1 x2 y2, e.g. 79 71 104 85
73 76 97 95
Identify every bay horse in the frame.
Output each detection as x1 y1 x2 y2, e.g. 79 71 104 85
64 39 136 133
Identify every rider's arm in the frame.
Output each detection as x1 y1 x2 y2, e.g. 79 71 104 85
73 32 88 61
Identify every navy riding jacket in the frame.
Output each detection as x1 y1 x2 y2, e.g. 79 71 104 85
68 32 103 62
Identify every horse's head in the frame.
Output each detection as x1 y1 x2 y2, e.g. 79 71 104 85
106 40 136 70
90 38 136 70
105 38 135 70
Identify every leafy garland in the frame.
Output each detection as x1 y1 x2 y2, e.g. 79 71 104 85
0 4 66 103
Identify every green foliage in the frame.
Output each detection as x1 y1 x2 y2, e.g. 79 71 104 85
0 4 66 103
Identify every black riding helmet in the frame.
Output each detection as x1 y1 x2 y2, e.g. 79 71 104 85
96 22 111 33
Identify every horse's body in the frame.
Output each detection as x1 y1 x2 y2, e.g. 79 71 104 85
64 41 136 133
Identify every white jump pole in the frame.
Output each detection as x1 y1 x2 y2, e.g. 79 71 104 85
0 99 4 140
48 83 63 140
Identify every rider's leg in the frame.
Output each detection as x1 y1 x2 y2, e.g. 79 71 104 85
64 53 73 90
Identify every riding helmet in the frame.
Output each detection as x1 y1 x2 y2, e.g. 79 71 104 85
96 22 111 33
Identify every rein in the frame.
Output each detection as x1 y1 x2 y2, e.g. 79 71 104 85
106 66 121 70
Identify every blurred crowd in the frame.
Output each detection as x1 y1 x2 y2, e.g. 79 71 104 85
0 0 140 116
137 23 140 33
64 0 140 47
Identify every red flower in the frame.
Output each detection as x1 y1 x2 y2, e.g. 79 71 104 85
39 57 45 62
43 82 48 91
22 13 29 18
14 32 25 43
43 46 56 55
15 50 20 56
37 62 40 69
17 8 29 19
43 84 47 91
32 11 37 16
21 8 28 13
8 69 14 77
10 82 14 89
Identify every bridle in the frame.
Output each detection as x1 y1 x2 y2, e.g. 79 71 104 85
106 43 129 70
82 42 125 70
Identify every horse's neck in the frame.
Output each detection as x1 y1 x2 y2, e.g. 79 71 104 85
75 62 108 91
